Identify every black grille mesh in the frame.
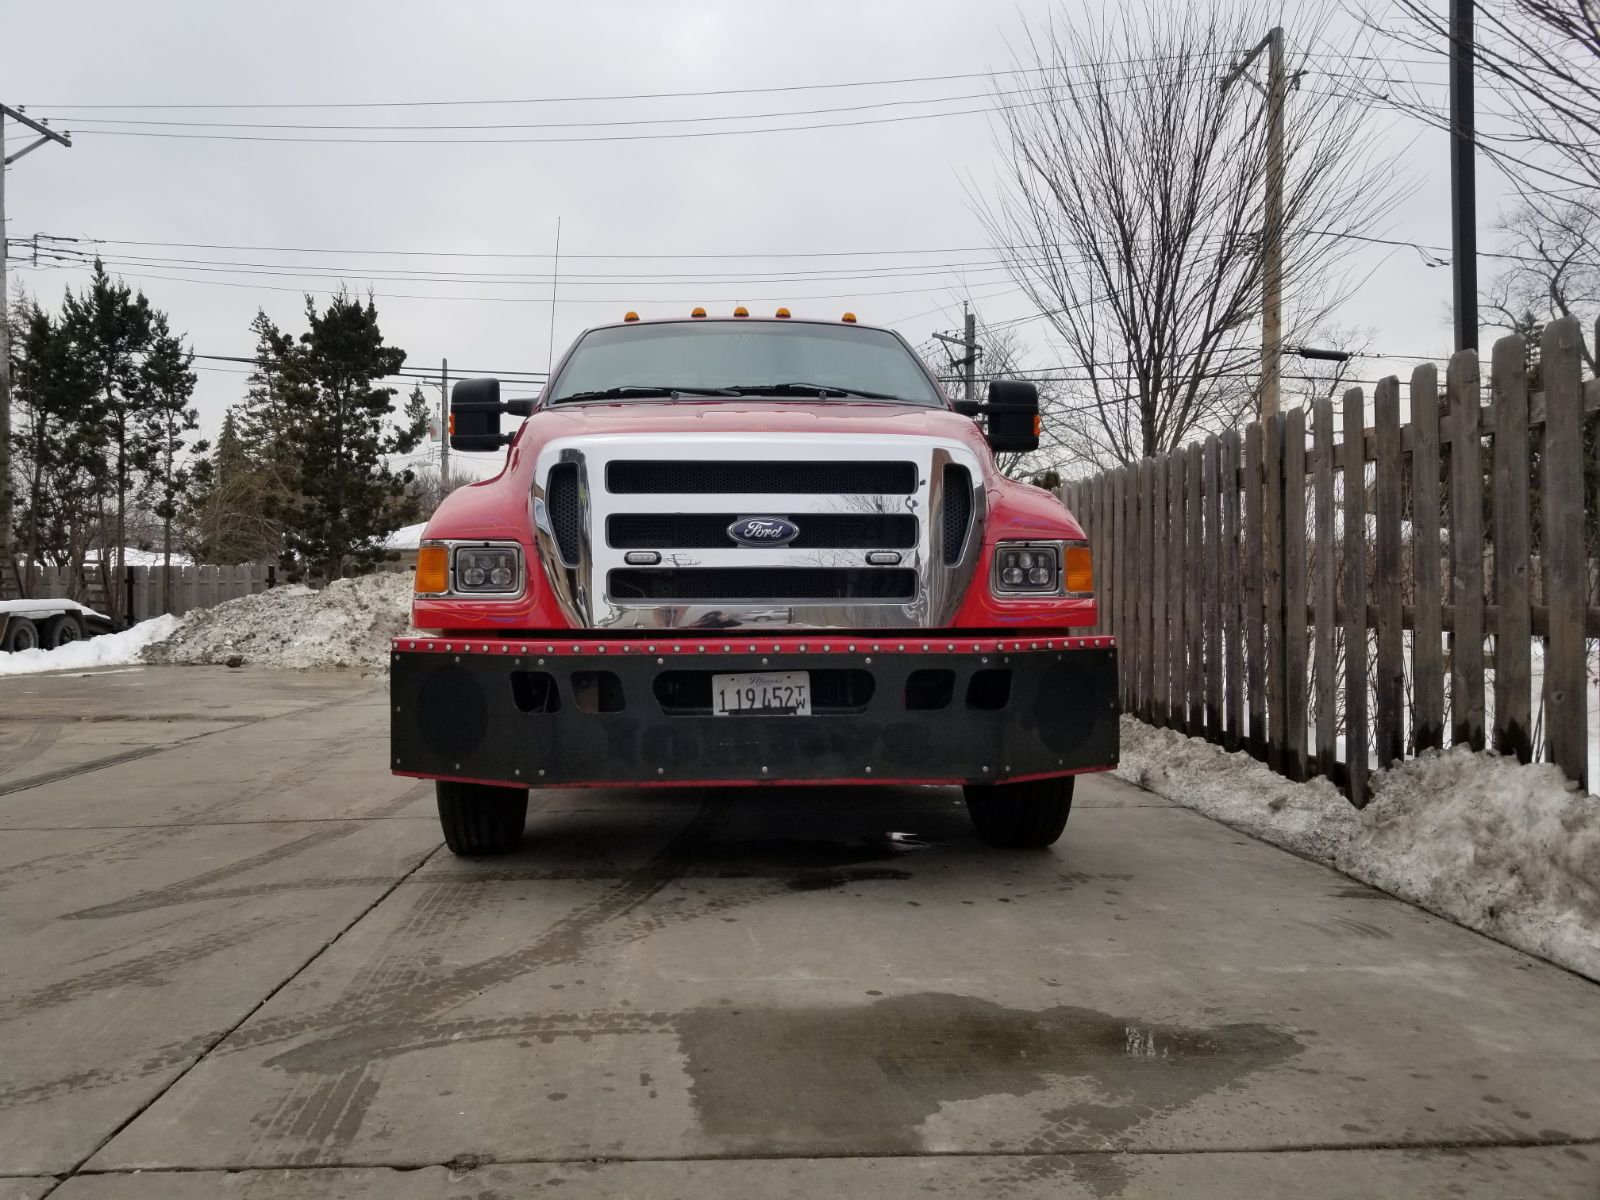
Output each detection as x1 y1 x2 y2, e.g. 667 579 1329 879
609 567 917 602
608 513 917 550
942 464 972 564
547 464 582 566
608 460 917 495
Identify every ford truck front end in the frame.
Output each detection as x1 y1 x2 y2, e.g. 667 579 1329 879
391 313 1118 854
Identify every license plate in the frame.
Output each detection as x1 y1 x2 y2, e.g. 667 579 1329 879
712 671 811 716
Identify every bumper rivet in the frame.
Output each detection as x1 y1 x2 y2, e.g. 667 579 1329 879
922 643 930 651
748 644 757 652
864 656 872 664
761 766 769 774
514 769 521 777
657 657 665 665
622 644 631 653
723 644 731 652
982 765 990 773
521 644 529 653
865 766 873 774
598 645 606 653
394 706 401 712
657 767 665 776
514 658 522 665
674 644 682 652
981 656 989 664
454 656 460 663
761 657 769 666
824 644 832 652
698 645 706 653
547 645 555 653
538 658 546 666
394 757 401 764
873 643 881 651
538 769 546 777
427 642 435 650
648 644 657 653
799 644 808 652
946 643 954 651
573 644 582 653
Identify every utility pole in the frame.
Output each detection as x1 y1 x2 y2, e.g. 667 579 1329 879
0 105 72 590
1449 0 1477 351
1222 27 1288 420
931 304 981 402
439 357 450 490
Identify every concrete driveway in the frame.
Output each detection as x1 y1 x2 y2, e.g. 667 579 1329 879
0 666 1596 1199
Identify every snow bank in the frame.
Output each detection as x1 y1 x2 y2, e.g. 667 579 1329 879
383 523 427 552
142 571 415 672
1117 717 1600 982
0 615 179 677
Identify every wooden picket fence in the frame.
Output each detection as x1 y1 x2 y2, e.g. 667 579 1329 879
1063 316 1597 806
13 561 280 622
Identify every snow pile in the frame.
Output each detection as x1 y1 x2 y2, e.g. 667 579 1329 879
1118 717 1600 982
142 572 416 671
0 615 179 677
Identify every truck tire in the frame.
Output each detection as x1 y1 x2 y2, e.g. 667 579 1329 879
42 614 84 650
436 780 528 856
2 617 39 652
963 776 1074 848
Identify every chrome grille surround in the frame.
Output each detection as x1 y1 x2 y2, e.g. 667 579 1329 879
530 433 986 631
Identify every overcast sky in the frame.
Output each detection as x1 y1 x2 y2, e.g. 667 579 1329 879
4 0 1508 476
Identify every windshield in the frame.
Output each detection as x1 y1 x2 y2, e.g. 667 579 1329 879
546 321 945 407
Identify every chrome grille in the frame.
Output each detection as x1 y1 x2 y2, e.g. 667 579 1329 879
531 433 986 630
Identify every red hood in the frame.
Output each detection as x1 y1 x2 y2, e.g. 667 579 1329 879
426 400 1083 542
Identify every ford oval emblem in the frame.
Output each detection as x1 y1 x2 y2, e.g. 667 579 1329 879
728 516 800 546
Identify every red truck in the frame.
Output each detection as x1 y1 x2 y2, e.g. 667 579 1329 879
391 310 1117 855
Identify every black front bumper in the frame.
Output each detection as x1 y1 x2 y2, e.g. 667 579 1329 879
390 635 1118 788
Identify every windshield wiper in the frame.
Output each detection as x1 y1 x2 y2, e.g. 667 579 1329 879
553 384 740 402
724 382 907 402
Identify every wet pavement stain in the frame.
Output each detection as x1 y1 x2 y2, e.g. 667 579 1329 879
673 991 1302 1159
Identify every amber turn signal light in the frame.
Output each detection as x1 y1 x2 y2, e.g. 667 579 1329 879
691 307 707 318
415 545 449 595
1064 545 1094 594
623 311 640 322
775 307 791 318
841 312 857 323
733 306 749 317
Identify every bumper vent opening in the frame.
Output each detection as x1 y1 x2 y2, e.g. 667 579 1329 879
510 671 562 714
572 670 626 713
966 669 1012 711
609 567 916 603
942 464 972 564
547 464 582 567
608 460 917 495
905 669 955 710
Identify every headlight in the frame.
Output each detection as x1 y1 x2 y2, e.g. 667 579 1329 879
452 545 522 594
993 541 1064 595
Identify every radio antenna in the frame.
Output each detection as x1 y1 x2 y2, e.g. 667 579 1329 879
547 216 562 372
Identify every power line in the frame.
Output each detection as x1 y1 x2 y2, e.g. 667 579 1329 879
30 53 1235 111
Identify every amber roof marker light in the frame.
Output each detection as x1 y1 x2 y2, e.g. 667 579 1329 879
841 312 857 323
691 306 707 318
733 306 749 318
623 311 639 322
775 307 791 319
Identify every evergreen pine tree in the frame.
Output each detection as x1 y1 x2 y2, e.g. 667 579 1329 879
61 259 154 622
134 314 204 604
273 291 424 579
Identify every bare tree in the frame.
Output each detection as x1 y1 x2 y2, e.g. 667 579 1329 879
977 0 1402 471
1484 200 1600 370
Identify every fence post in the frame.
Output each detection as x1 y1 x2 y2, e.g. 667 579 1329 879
1264 413 1286 771
1283 406 1308 781
1490 334 1532 763
1311 397 1337 780
1410 364 1445 754
1374 376 1406 770
1186 442 1204 732
1541 316 1587 788
1447 349 1485 752
1139 457 1156 723
1168 449 1187 732
1342 387 1370 806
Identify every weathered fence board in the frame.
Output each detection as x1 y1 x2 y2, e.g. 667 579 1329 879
1283 405 1309 781
1264 413 1286 770
1140 457 1157 723
1244 423 1266 756
1221 430 1243 747
1373 376 1405 770
1491 335 1532 763
1204 435 1223 739
1410 364 1445 755
1542 317 1587 789
1151 456 1170 727
1187 442 1205 731
1311 396 1338 778
1343 387 1370 807
1448 349 1486 752
1169 450 1187 729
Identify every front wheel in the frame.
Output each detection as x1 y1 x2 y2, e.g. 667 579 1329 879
436 780 528 856
963 776 1074 848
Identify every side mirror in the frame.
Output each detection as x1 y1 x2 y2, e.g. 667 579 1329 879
952 380 1040 453
450 378 528 450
